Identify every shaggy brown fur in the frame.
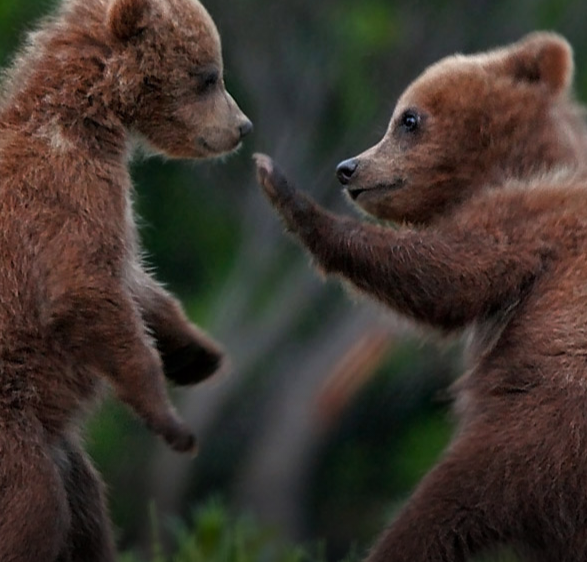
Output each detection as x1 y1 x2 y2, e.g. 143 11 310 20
255 33 587 561
0 0 252 559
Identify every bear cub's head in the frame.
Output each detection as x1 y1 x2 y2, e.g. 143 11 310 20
336 33 579 225
107 0 252 159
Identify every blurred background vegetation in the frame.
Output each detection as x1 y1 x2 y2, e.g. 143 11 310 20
2 0 587 560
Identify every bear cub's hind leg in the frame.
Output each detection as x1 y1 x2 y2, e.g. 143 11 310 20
0 417 70 562
55 439 115 562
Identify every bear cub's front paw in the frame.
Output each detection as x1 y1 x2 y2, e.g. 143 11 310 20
162 340 225 386
253 153 299 206
151 412 198 455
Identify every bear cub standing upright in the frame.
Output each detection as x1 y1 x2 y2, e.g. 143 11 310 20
0 0 251 560
256 33 587 561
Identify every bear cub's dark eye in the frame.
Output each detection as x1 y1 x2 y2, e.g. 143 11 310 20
400 110 420 133
191 68 220 95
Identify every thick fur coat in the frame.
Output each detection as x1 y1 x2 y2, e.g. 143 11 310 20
0 0 251 559
255 33 587 561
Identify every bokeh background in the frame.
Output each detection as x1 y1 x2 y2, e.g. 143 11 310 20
2 0 587 560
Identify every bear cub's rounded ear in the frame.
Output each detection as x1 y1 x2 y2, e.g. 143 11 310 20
501 32 574 96
108 0 150 42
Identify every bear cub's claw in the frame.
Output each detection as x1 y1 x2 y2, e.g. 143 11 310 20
253 153 296 204
254 153 326 237
162 340 226 387
253 152 274 176
253 153 277 197
163 346 223 386
148 410 198 456
163 423 198 456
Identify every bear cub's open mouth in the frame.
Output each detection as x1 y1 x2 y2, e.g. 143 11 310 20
346 178 406 201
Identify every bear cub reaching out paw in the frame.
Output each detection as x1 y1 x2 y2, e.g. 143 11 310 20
0 0 251 560
256 33 587 562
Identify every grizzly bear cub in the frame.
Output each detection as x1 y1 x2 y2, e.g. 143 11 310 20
255 33 587 561
0 0 251 559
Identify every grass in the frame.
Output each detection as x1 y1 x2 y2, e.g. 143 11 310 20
120 500 359 562
120 498 519 562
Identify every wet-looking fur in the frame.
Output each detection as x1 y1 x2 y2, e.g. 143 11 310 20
255 33 587 562
0 0 252 559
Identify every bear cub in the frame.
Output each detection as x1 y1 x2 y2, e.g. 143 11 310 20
0 0 251 560
256 33 587 562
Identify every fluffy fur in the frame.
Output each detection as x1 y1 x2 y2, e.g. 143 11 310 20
255 33 587 561
0 0 252 559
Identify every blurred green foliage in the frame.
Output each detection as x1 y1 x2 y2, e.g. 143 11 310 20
119 499 516 562
310 341 457 559
121 500 358 562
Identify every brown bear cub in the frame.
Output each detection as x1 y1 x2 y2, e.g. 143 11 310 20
0 0 251 559
255 33 587 562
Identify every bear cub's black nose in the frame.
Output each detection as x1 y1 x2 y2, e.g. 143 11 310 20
239 119 254 139
336 158 358 185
